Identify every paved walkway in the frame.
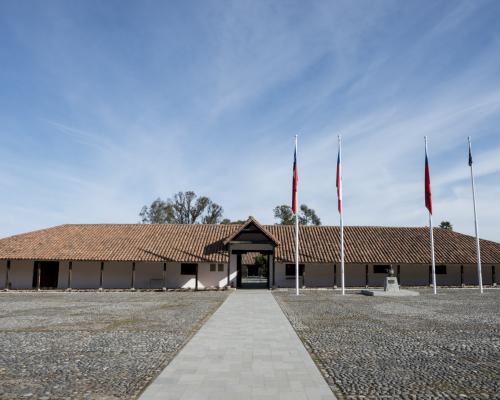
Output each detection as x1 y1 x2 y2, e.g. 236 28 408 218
140 290 336 400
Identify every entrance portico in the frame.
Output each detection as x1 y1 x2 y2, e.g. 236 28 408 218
224 217 279 289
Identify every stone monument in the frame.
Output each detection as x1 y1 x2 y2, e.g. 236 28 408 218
384 266 400 292
361 265 419 297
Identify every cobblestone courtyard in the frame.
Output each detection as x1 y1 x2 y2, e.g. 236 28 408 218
274 289 500 399
0 291 228 400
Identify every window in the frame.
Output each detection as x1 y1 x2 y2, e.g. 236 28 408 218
218 264 224 272
373 265 390 274
436 265 447 274
181 263 197 275
210 264 216 272
286 264 304 277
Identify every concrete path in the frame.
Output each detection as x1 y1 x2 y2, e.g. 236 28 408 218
140 290 336 400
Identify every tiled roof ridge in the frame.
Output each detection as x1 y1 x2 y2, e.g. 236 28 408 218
223 217 280 245
20 223 453 229
2 224 70 239
0 222 498 264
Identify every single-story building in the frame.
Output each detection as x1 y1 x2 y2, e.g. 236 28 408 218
0 217 498 290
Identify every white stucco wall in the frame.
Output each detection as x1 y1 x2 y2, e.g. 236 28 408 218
273 262 333 288
366 264 463 287
344 264 365 287
434 264 460 286
198 263 228 288
462 263 495 285
463 264 478 285
102 262 133 289
166 263 196 289
274 263 297 288
477 264 493 285
72 261 101 289
273 263 500 288
135 262 164 289
9 260 34 289
399 264 429 286
482 265 493 285
367 266 384 287
2 259 496 290
366 264 469 287
303 263 334 287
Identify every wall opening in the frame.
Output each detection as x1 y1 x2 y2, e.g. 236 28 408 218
32 261 59 289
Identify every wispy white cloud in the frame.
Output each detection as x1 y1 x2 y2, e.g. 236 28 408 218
0 0 499 241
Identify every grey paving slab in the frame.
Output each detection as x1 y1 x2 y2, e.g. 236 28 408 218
140 290 336 400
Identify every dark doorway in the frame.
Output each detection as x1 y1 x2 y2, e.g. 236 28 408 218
33 261 59 289
236 252 270 289
247 265 259 276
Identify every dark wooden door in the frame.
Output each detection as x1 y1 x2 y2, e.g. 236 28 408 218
33 261 59 288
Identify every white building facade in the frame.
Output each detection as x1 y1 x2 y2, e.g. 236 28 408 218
0 218 498 290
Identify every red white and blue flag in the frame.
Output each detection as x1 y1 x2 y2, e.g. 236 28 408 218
425 143 432 214
292 141 298 214
336 145 342 214
468 140 473 167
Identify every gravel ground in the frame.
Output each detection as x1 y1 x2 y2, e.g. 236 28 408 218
274 289 500 400
0 291 229 400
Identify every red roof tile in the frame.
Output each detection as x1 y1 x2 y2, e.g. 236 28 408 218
0 223 498 264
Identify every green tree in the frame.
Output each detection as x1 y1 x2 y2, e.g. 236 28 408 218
253 254 267 266
439 221 453 230
299 204 321 226
273 204 321 226
140 191 224 224
273 205 294 225
139 198 172 224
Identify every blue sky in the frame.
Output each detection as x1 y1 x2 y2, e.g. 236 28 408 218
1 0 499 241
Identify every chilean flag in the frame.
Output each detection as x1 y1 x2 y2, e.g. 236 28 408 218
336 146 342 214
468 140 473 167
292 142 298 214
424 143 432 215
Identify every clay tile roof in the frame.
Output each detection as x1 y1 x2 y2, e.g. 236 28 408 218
0 223 499 264
268 225 500 264
223 216 280 245
0 224 239 263
242 252 263 265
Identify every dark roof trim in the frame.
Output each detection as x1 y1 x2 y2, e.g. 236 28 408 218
223 216 280 246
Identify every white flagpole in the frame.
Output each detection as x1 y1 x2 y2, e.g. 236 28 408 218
468 137 483 294
340 209 345 295
339 135 345 296
295 135 300 296
425 136 437 295
429 212 437 295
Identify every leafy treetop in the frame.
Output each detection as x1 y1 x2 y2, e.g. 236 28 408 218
140 191 224 224
439 221 453 230
273 204 321 226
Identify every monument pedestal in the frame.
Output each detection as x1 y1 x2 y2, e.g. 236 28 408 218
361 276 419 297
384 276 400 292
